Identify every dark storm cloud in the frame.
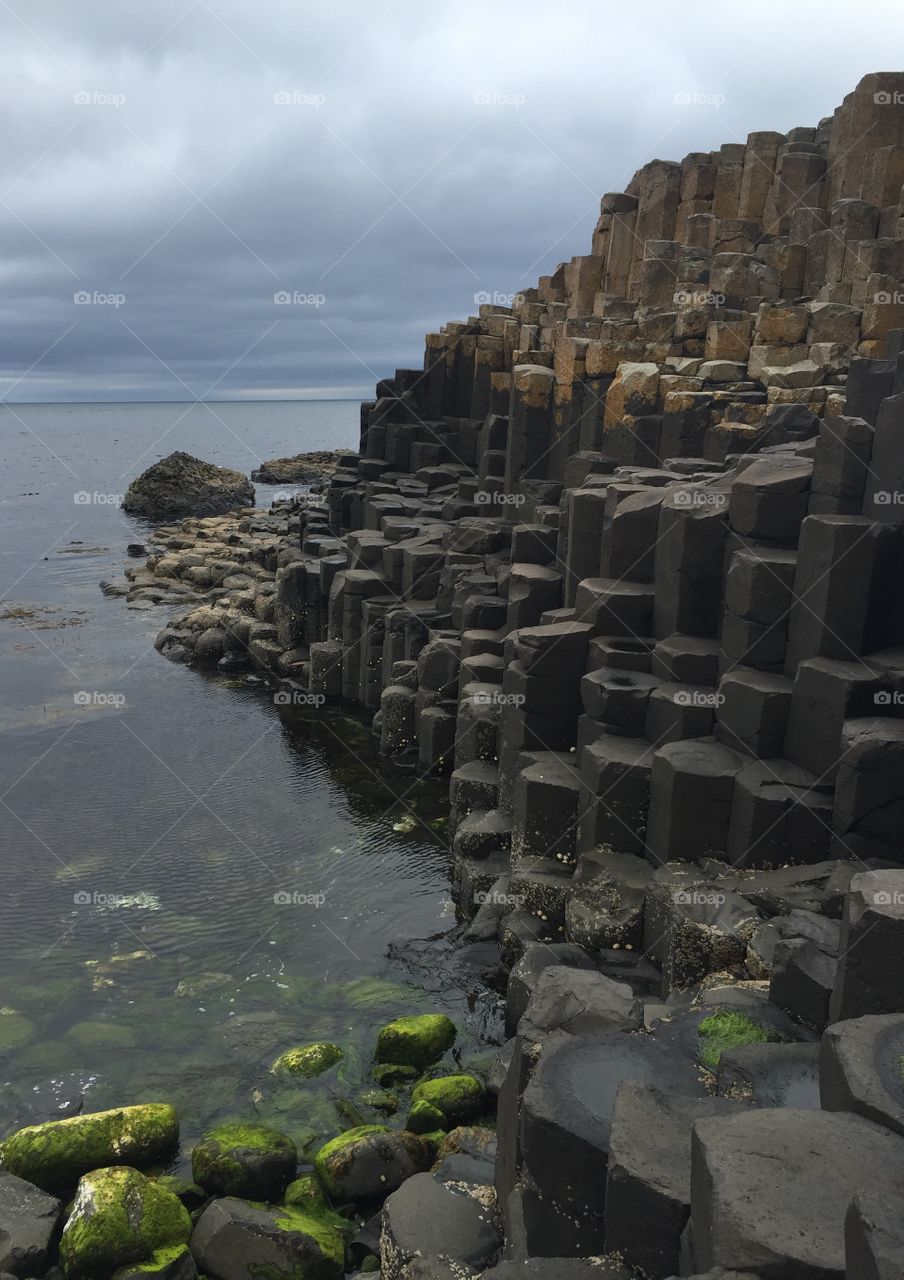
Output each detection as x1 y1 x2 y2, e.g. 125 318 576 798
1 0 900 400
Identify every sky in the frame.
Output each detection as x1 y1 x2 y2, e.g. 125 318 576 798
1 0 902 402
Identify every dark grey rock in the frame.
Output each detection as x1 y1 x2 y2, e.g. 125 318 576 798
123 452 255 519
505 942 596 1035
717 1041 820 1107
0 1173 62 1278
845 1188 904 1280
190 1198 345 1280
380 1174 501 1278
821 1014 904 1137
517 966 641 1044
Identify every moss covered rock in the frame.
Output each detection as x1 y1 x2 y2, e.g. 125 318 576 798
191 1122 296 1201
314 1125 433 1202
59 1166 191 1278
406 1099 444 1134
0 1007 36 1051
271 1042 343 1079
191 1197 349 1280
283 1173 328 1211
372 1062 417 1087
697 1010 783 1069
112 1243 197 1280
153 1175 207 1211
409 1075 485 1129
1 1104 179 1195
374 1014 456 1068
358 1089 399 1115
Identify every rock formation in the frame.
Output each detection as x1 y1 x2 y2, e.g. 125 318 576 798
122 451 255 519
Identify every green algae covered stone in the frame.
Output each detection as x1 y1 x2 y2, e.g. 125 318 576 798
283 1173 329 1211
271 1042 343 1079
191 1122 296 1201
112 1243 196 1280
0 1008 36 1051
371 1062 417 1087
59 1166 191 1279
374 1014 456 1068
1 1104 179 1195
409 1075 485 1128
191 1197 347 1280
314 1125 432 1202
697 1010 783 1069
406 1099 444 1134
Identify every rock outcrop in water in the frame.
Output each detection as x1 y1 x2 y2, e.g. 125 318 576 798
87 70 904 1278
251 450 354 485
122 451 255 520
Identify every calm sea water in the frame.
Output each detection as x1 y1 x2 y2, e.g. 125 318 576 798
0 401 500 1158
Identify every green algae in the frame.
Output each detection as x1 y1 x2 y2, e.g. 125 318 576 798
59 1166 191 1278
374 1014 456 1068
271 1043 343 1079
697 1010 783 1069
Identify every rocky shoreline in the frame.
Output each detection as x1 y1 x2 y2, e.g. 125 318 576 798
5 69 904 1280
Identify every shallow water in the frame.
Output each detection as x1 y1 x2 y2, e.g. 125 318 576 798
0 401 501 1158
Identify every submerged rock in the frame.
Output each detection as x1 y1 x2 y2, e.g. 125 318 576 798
59 1166 192 1279
191 1122 296 1201
374 1014 456 1069
190 1197 349 1280
314 1126 433 1202
123 453 254 520
0 1104 179 1195
271 1042 344 1079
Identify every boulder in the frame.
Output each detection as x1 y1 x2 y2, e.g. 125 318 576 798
846 1188 904 1280
408 1076 485 1129
691 1108 904 1277
379 1173 501 1278
112 1245 197 1280
190 1196 349 1280
374 1015 456 1068
191 1123 296 1201
271 1043 343 1078
0 1172 62 1277
123 453 255 520
0 1104 179 1195
251 452 351 484
59 1166 191 1279
314 1127 433 1202
820 1014 904 1137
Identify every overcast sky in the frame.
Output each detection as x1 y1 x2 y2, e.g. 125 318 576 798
1 1 901 402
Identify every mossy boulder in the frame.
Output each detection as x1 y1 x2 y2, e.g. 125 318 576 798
409 1075 485 1129
191 1122 296 1201
697 1010 783 1069
59 1166 191 1278
271 1042 343 1079
153 1175 208 1211
1 1104 180 1195
358 1089 399 1115
406 1099 444 1134
66 1021 138 1051
191 1197 348 1280
374 1014 456 1069
283 1174 328 1211
314 1125 433 1202
112 1243 197 1280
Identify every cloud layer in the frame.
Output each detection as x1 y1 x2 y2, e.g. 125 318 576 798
1 0 899 400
